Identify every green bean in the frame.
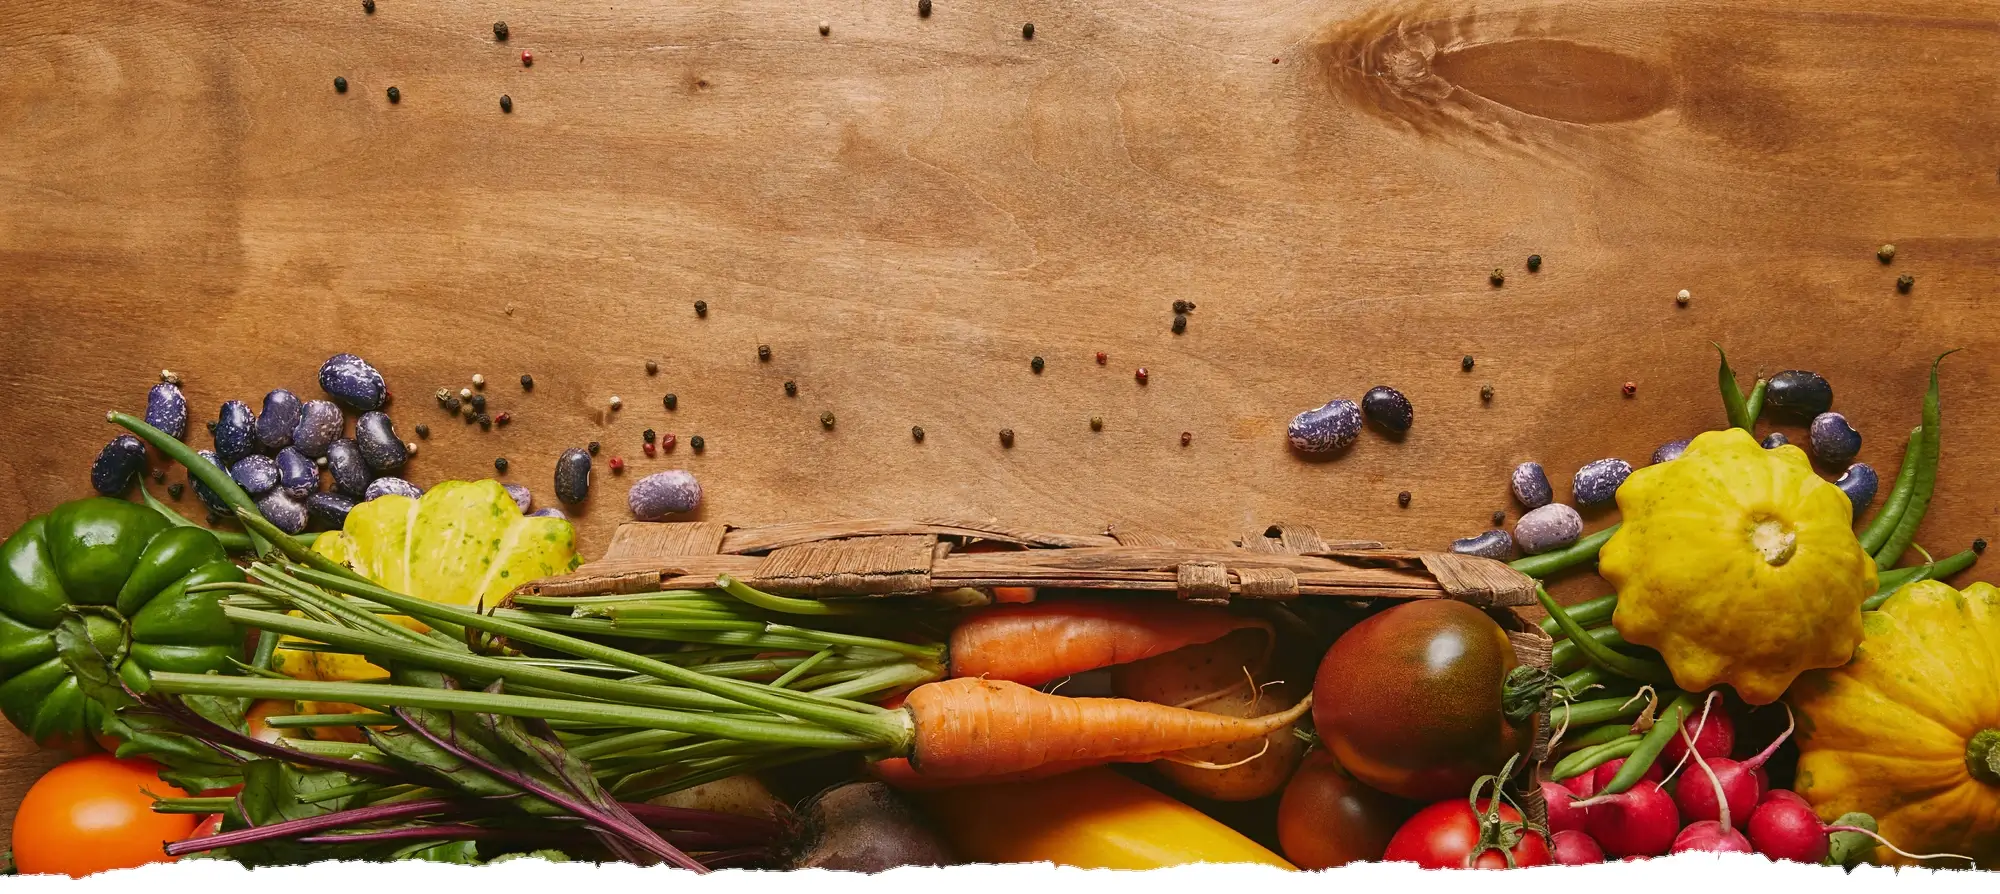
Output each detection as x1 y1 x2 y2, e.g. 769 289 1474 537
1863 547 1979 611
1551 626 1630 672
1551 734 1643 781
1511 526 1619 580
1594 694 1695 797
1875 352 1956 568
1743 378 1768 428
1715 343 1754 432
1859 427 1924 555
1560 665 1605 697
1536 588 1674 684
1550 692 1671 729
1539 593 1619 636
1556 724 1641 752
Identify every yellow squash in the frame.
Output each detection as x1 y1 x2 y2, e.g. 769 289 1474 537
1789 580 2000 867
1599 428 1877 705
911 766 1295 869
278 480 577 683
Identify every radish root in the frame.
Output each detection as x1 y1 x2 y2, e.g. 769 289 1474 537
1823 826 1976 868
1165 737 1273 771
1663 691 1723 784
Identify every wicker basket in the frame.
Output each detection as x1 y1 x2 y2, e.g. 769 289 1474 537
513 517 1556 822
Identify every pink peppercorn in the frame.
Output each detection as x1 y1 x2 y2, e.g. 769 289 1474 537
609 456 625 473
643 442 656 458
1135 367 1148 384
522 51 533 66
1096 352 1107 365
1622 382 1637 397
661 433 676 451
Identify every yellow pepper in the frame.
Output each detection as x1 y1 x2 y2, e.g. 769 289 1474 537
910 767 1295 869
1600 428 1877 705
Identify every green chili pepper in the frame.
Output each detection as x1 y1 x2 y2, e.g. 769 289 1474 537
1536 588 1674 685
1858 427 1924 555
1594 694 1695 797
1874 352 1956 568
1511 526 1619 580
0 498 244 744
1550 733 1643 781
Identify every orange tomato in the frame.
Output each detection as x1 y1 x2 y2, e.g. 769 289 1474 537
12 755 197 877
244 699 289 744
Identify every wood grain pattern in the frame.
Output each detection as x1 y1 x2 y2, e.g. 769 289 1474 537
2 0 1997 842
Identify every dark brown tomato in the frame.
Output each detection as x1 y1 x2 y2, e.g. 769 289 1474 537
1312 599 1525 801
1276 749 1414 868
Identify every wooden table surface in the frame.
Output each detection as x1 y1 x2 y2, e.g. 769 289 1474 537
2 0 1996 845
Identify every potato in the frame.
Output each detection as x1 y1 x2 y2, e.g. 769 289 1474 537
1110 627 1306 801
646 774 785 823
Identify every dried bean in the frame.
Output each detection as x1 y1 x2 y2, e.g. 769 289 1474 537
1510 462 1552 509
1361 386 1413 434
554 448 592 504
230 455 281 496
505 483 533 513
307 492 357 530
90 435 147 496
1288 399 1362 453
1572 459 1632 507
1651 438 1691 464
354 411 408 473
628 469 702 519
319 353 387 411
326 439 371 498
529 507 568 520
292 400 345 458
1835 463 1879 519
1762 432 1790 449
363 477 422 501
1763 370 1833 423
146 383 189 440
213 401 257 465
276 447 319 498
1515 503 1584 555
256 389 303 452
256 490 309 535
190 450 230 514
1451 529 1515 560
1809 412 1862 466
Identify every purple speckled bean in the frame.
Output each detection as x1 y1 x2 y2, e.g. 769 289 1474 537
529 507 567 520
256 389 303 452
1762 432 1789 449
364 477 422 501
1572 459 1632 507
91 435 147 496
230 454 281 497
276 447 319 498
319 353 387 411
1450 529 1515 561
1835 463 1878 519
554 448 592 504
1515 503 1583 555
354 411 408 473
1288 400 1362 453
256 489 309 535
1510 462 1552 509
213 401 257 465
190 450 230 514
504 483 533 513
628 470 702 520
292 400 345 458
1652 438 1691 465
326 439 371 498
307 492 357 530
146 383 188 440
1809 412 1861 466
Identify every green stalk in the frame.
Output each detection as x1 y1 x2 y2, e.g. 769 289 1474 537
1551 626 1631 672
1511 526 1619 580
1715 343 1754 432
296 781 417 805
805 662 941 702
249 563 448 651
772 649 834 688
1536 588 1674 684
764 624 945 662
137 483 318 552
1743 378 1768 427
153 796 238 815
280 738 389 760
149 672 899 752
109 412 269 554
1863 547 1979 611
716 574 861 616
1874 351 1957 568
1858 427 1924 554
1539 593 1619 636
264 712 399 728
588 606 748 622
512 590 727 608
1584 694 1695 800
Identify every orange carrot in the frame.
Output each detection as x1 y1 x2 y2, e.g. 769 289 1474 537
947 597 1269 686
900 677 1311 780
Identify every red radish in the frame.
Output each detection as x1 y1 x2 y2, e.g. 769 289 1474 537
1760 789 1808 809
1590 756 1663 792
1583 781 1680 857
1541 780 1590 835
1551 830 1606 865
1564 770 1599 798
1660 701 1735 769
1674 704 1794 825
1672 820 1755 854
1746 797 1829 864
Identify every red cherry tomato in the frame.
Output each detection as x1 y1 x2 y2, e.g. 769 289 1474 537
1383 798 1553 869
11 755 196 877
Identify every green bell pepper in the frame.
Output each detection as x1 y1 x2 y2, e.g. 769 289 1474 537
0 497 243 744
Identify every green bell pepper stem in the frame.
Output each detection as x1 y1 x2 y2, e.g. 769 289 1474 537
1714 343 1754 432
148 671 899 752
107 412 270 556
1863 547 1978 611
1511 526 1619 580
1858 427 1924 554
1540 593 1619 636
717 574 862 616
1874 351 1957 568
1554 723 1640 752
1582 694 1696 801
1536 588 1674 685
281 564 906 734
1550 734 1644 781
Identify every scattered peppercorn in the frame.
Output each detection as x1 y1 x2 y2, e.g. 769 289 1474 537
783 380 797 396
1179 431 1191 446
643 442 656 458
1622 382 1637 397
818 21 830 36
1897 274 1914 293
444 396 462 415
522 51 534 67
643 429 656 443
912 425 925 442
1031 356 1044 373
1976 538 1988 554
415 423 430 439
1490 268 1504 286
609 456 625 473
463 409 477 425
1480 384 1494 402
1492 510 1506 526
161 369 182 385
1022 22 1034 39
690 435 705 453
1090 416 1103 431
1677 289 1691 306
645 360 658 375
168 483 184 499
151 468 166 484
334 76 348 93
588 441 601 455
472 374 486 389
1877 244 1896 263
821 411 836 429
661 433 676 451
1135 368 1148 384
520 374 534 391
362 0 373 12
469 394 487 413
1172 299 1193 314
1172 313 1187 334
478 414 493 431
460 387 474 400
1096 351 1107 365
918 0 931 15
494 457 509 473
387 86 400 103
494 21 509 40
694 300 707 317
500 94 513 113
608 395 623 410
1461 355 1474 371
758 344 771 362
1527 254 1541 272
663 394 678 410
1000 428 1014 447
1397 491 1411 508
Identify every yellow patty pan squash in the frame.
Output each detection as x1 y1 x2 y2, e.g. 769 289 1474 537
278 480 577 684
1789 580 2000 867
1599 428 1877 705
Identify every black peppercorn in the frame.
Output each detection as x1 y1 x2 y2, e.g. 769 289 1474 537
1172 299 1192 314
919 0 932 14
1490 268 1504 286
1090 416 1103 431
1527 254 1541 272
1000 428 1014 447
500 94 513 113
168 482 184 499
478 414 493 430
1022 22 1034 39
1031 356 1044 373
1976 538 1989 554
784 380 797 396
494 457 509 473
663 393 677 411
820 411 836 429
469 394 486 413
493 21 509 40
1172 313 1187 334
1398 491 1411 507
1461 355 1474 372
587 441 600 455
362 0 373 12
520 374 534 390
758 344 771 362
444 396 462 415
691 435 705 453
694 300 707 317
1480 384 1494 402
386 86 400 103
912 425 925 442
334 76 348 93
645 360 658 375
818 21 830 36
415 423 430 439
1492 510 1506 526
463 409 477 424
1897 274 1914 293
643 429 656 444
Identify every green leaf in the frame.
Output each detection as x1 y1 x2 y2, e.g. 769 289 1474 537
1828 811 1878 868
209 760 370 867
394 840 483 864
53 610 247 792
